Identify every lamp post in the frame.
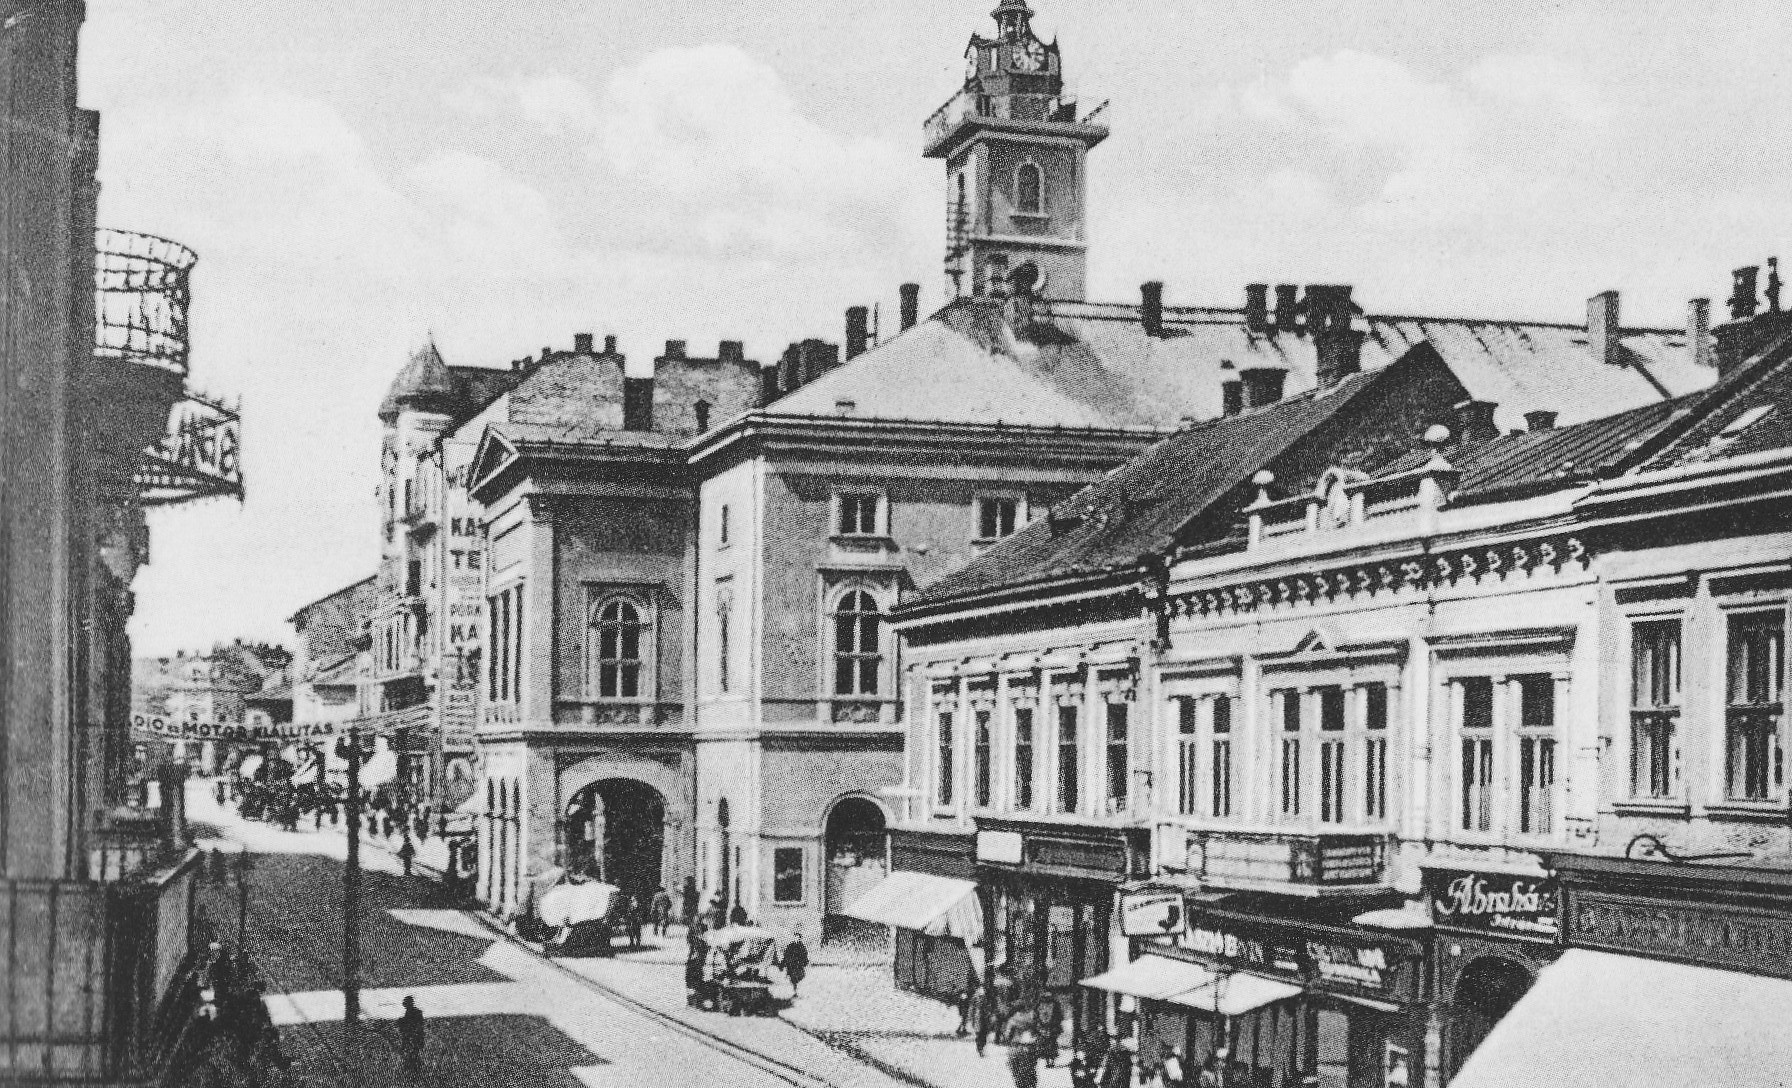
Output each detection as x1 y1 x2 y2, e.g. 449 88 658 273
335 724 364 1037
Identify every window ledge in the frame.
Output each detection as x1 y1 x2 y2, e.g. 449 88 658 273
1008 211 1050 221
830 533 895 545
1610 799 1691 818
1704 801 1791 822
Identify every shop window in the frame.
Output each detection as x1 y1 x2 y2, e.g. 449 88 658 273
772 847 805 904
1458 677 1495 832
977 495 1020 540
836 491 882 536
936 710 956 808
1056 705 1080 814
833 589 883 696
1629 618 1681 799
1726 610 1785 801
1105 702 1130 812
1516 675 1556 834
589 596 649 699
1014 707 1036 810
974 710 994 808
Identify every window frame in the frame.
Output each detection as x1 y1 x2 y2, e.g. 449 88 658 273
1014 159 1046 216
973 492 1027 544
829 585 885 698
1722 606 1787 804
1627 614 1683 801
485 582 525 705
1436 644 1570 843
771 846 807 905
585 590 655 701
832 488 887 538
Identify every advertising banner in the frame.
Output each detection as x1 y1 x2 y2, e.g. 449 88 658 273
131 715 338 743
1424 868 1559 942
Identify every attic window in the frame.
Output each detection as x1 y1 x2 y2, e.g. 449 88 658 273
1720 404 1774 437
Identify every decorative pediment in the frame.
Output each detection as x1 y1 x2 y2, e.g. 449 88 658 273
466 427 522 496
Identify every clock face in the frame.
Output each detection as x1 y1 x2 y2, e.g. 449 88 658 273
1012 39 1047 73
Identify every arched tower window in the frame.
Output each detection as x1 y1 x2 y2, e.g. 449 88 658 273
589 596 649 698
1015 162 1043 215
833 590 882 696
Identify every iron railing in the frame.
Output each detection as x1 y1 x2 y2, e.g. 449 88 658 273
94 228 197 378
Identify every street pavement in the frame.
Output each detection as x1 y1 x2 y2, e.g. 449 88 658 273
189 781 1074 1088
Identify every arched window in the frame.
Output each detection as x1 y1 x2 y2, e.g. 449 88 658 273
1015 162 1043 215
833 590 882 696
590 597 648 698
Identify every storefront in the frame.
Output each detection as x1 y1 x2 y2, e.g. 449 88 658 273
1420 866 1560 1082
1096 896 1429 1088
1450 854 1792 1087
849 828 982 1004
976 818 1150 1057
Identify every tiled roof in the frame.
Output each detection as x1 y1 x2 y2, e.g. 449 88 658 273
1637 329 1792 472
911 358 1426 606
771 296 1708 434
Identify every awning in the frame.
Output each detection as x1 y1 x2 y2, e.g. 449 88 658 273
1081 955 1220 1000
842 871 983 941
237 755 263 778
1167 972 1304 1017
1451 949 1792 1088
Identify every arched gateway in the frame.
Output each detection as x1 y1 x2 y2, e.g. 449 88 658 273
564 778 666 902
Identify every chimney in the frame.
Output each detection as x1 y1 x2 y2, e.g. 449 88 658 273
603 335 618 356
800 339 841 384
778 342 803 393
1587 290 1622 367
899 283 921 332
1308 285 1363 387
719 340 745 365
1141 281 1165 337
845 306 870 360
573 333 594 354
623 376 655 431
1240 367 1286 409
1524 409 1557 432
1273 285 1301 334
1453 399 1500 445
1244 284 1269 334
694 399 712 433
664 339 687 360
1728 266 1759 321
759 363 781 406
1687 298 1713 369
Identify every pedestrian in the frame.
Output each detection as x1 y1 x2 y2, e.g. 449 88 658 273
650 885 672 936
701 942 728 1011
783 929 809 998
396 995 425 1077
1034 995 1062 1065
1006 1011 1041 1088
705 895 726 930
626 895 644 947
1098 1034 1134 1088
729 902 749 926
397 836 416 878
680 877 699 930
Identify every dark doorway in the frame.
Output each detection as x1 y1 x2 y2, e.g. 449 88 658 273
823 796 887 942
565 779 665 902
1447 956 1535 1079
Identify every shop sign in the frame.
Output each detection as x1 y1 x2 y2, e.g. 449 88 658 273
1120 891 1185 937
1425 868 1559 941
131 715 338 742
1568 890 1792 980
1175 914 1415 1000
976 830 1024 865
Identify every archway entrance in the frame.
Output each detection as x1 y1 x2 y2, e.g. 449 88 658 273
565 779 665 902
823 796 887 941
1448 956 1535 1079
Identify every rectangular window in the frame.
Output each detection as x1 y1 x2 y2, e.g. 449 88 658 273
1056 705 1080 814
1516 675 1556 835
837 492 881 536
1459 677 1494 832
717 598 731 694
1630 619 1681 799
1211 696 1233 818
974 710 993 808
1177 698 1200 817
772 847 805 904
1279 691 1302 819
719 504 730 546
977 496 1019 540
1317 686 1345 824
1014 708 1035 811
936 711 955 808
1726 611 1786 801
1105 702 1130 812
1364 684 1388 822
486 585 523 703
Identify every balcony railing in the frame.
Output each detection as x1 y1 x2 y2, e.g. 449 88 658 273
1182 828 1394 892
923 88 1109 156
95 228 196 378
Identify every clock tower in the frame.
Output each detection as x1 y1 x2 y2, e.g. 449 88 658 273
925 0 1108 301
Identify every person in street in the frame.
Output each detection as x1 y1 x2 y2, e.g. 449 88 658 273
783 929 809 998
650 885 673 936
626 895 644 947
701 942 728 1011
397 835 416 877
1006 1010 1041 1088
1098 1033 1134 1088
1033 995 1063 1066
397 995 425 1077
729 902 749 926
680 876 699 929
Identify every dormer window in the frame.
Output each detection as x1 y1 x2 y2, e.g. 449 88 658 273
1015 162 1044 215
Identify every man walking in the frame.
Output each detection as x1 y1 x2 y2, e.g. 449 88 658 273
783 929 809 998
397 836 416 878
397 996 425 1078
650 886 673 937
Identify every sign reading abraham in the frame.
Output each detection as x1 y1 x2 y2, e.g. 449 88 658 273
1425 869 1559 941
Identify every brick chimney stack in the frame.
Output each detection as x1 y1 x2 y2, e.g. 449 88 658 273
1244 284 1269 334
1453 399 1500 445
1141 281 1165 337
845 306 870 360
1587 290 1622 367
1240 367 1286 409
1273 285 1300 334
573 333 594 354
1308 285 1362 387
719 340 745 365
1687 298 1713 369
899 283 921 332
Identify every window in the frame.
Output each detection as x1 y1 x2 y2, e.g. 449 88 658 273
1015 162 1043 214
1630 619 1680 799
716 595 732 694
1056 705 1080 814
1177 699 1200 817
1279 690 1302 819
591 597 647 698
486 584 523 703
1318 686 1346 825
977 496 1020 540
836 491 881 536
1212 696 1234 818
974 711 993 808
719 504 730 547
1014 707 1036 811
1726 611 1785 801
1458 677 1494 832
1105 702 1130 812
936 711 956 807
1516 675 1556 834
772 847 805 904
833 590 882 696
1363 684 1388 821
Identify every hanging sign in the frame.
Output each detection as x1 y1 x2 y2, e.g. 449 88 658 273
1120 891 1185 937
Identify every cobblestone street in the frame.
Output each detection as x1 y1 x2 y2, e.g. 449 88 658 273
190 782 1065 1088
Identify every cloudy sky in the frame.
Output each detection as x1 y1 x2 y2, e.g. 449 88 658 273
86 0 1792 655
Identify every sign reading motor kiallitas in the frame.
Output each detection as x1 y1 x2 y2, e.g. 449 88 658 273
1425 868 1560 941
131 715 339 742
